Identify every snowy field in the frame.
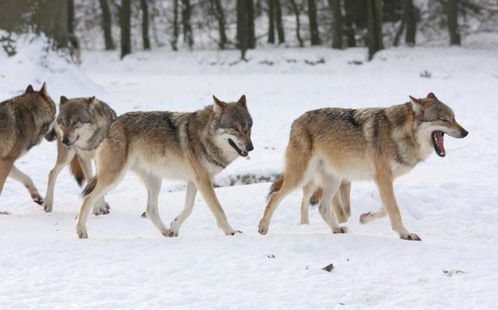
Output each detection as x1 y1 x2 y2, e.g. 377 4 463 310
1 42 498 309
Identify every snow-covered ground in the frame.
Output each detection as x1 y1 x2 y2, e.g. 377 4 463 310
1 44 498 309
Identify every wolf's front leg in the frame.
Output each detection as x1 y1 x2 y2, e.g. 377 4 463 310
374 167 421 241
195 176 241 235
9 165 43 205
43 145 75 212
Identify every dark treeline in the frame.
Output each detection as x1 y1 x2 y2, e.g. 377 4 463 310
0 0 497 60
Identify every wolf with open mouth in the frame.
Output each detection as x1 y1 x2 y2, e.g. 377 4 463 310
259 92 468 241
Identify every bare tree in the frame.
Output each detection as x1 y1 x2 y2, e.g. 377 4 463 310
181 0 193 49
171 0 179 51
268 0 285 44
404 0 417 45
209 0 227 50
248 0 256 48
330 0 343 49
120 0 131 59
237 0 251 59
268 0 275 43
140 0 151 50
366 0 383 60
275 0 285 44
343 0 356 47
99 0 115 50
68 0 75 35
289 0 304 47
446 0 460 45
307 0 321 45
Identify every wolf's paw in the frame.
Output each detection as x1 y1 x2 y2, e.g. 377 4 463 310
42 200 53 213
227 230 242 236
93 203 110 216
77 226 88 239
332 226 348 234
161 229 175 238
359 212 374 224
32 194 44 205
300 219 310 225
400 232 421 241
258 220 269 235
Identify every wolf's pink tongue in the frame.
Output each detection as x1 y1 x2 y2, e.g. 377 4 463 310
437 132 446 155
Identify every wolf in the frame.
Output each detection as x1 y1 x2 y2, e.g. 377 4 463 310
75 95 253 238
258 93 468 241
43 96 117 214
0 83 56 207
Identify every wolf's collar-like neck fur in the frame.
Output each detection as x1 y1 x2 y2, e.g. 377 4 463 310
185 107 233 169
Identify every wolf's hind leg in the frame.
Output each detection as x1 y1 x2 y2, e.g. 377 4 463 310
258 153 315 235
170 182 197 237
9 165 43 205
137 172 172 237
319 174 347 234
43 146 75 212
79 158 110 216
359 208 386 224
300 181 317 225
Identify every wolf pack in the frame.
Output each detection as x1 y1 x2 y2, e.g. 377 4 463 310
0 83 468 241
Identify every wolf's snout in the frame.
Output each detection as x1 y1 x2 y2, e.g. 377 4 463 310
246 143 254 152
460 129 468 138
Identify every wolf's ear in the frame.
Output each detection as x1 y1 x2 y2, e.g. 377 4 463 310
213 95 225 114
237 95 247 108
60 96 69 104
86 96 96 105
25 85 34 94
39 82 48 96
409 95 424 114
426 92 438 100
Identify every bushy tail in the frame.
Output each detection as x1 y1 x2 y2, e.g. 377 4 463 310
267 174 284 201
70 156 85 187
81 177 97 197
309 188 323 206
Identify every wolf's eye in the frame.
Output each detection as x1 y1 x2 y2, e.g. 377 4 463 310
440 118 450 123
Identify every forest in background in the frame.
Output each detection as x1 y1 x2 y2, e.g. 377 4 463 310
0 0 497 61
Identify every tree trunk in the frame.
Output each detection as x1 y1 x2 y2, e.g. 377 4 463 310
67 0 75 34
140 0 151 50
404 0 416 46
210 0 227 50
171 0 179 51
343 0 356 47
248 0 256 48
330 0 343 49
275 0 285 44
446 0 460 45
237 0 249 60
268 0 275 44
120 0 131 59
289 0 304 47
99 0 115 50
181 0 193 49
366 0 383 60
307 0 321 45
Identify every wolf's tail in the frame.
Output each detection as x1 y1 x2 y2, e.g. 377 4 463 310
70 156 85 187
309 188 323 205
267 174 284 201
81 177 97 197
